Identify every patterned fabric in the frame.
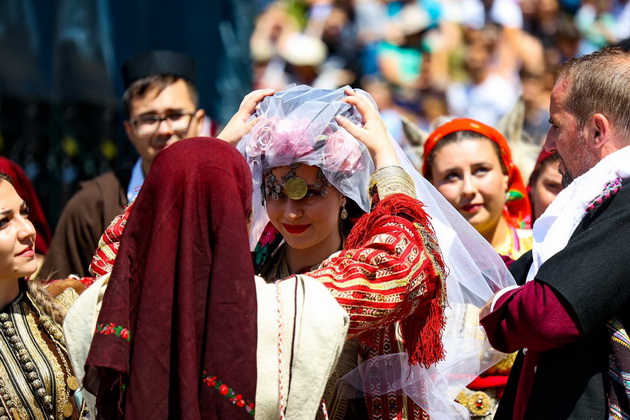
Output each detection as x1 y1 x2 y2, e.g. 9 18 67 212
368 166 417 200
607 317 630 419
317 338 366 420
253 223 283 274
586 177 623 213
89 201 134 278
313 221 442 342
307 194 447 420
95 323 131 341
0 291 87 419
201 372 255 417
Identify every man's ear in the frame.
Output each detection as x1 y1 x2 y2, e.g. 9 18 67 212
194 109 206 136
124 120 135 143
589 113 611 149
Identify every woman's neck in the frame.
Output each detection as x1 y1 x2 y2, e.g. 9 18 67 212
0 278 20 310
285 231 343 275
485 216 511 251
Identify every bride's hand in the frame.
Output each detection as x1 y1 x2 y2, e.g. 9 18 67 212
336 88 399 169
217 89 275 145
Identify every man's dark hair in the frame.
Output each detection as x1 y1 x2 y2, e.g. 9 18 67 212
122 75 199 118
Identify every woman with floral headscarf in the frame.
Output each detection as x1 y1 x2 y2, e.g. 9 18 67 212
236 85 515 420
237 84 446 419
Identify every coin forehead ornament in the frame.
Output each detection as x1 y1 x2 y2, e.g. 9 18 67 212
284 177 308 200
263 163 330 203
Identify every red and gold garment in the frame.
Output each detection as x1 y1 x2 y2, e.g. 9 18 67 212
319 194 445 420
311 194 446 366
289 193 446 420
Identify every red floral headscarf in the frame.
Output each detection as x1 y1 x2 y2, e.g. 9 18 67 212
422 118 532 229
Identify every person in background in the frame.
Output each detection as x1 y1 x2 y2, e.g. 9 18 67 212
446 26 519 127
528 149 562 221
40 50 206 280
422 117 532 418
423 118 532 260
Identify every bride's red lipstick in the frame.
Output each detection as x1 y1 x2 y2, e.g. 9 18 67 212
17 245 35 258
282 224 310 234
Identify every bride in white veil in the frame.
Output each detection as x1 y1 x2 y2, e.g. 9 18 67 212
222 84 515 419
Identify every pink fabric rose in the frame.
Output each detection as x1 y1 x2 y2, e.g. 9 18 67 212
245 116 280 158
322 130 363 173
272 116 317 159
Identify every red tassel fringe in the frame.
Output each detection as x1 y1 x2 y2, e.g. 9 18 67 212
404 295 446 367
347 194 447 367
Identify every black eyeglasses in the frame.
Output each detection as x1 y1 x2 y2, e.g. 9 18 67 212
131 112 196 136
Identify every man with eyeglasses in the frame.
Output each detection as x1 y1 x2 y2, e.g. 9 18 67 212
40 50 206 279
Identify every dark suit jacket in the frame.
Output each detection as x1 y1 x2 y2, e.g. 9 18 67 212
39 168 131 279
496 179 630 419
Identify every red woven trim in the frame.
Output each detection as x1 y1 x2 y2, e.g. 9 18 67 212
353 194 446 367
90 201 134 277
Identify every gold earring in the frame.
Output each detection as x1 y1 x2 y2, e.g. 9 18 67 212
340 202 348 220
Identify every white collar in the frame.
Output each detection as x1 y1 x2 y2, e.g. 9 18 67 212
526 145 630 282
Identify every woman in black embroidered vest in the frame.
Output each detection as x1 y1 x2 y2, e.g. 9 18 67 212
0 173 88 419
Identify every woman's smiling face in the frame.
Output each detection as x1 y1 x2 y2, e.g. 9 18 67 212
0 180 37 283
430 138 508 238
264 165 344 254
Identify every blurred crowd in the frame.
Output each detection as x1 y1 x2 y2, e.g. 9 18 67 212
250 0 630 157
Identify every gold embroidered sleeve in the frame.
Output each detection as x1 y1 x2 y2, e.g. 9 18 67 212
368 166 416 203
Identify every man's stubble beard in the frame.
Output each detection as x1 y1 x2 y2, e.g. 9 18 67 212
561 167 573 188
559 131 597 188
